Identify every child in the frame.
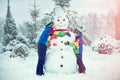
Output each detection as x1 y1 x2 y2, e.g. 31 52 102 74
73 28 86 73
36 22 53 75
36 22 66 75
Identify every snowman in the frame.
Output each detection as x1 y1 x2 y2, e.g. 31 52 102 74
44 6 77 73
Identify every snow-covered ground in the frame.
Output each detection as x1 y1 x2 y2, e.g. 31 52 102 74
0 46 120 80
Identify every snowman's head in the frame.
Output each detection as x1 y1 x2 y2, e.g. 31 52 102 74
53 6 69 29
54 15 68 29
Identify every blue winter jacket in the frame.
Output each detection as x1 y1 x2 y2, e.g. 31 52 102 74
38 26 52 46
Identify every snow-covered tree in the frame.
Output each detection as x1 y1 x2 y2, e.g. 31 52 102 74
52 0 71 9
18 23 28 37
4 33 31 58
29 0 40 28
3 0 17 46
27 0 41 44
24 22 35 43
0 17 5 43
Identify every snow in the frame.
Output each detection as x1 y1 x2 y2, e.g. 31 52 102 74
0 46 120 80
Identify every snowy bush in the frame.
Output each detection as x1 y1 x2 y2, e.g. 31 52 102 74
6 34 30 47
2 33 30 58
16 33 30 47
13 44 29 58
9 42 30 58
91 35 117 54
97 43 113 54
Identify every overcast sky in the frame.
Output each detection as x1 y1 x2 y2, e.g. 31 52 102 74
0 0 117 24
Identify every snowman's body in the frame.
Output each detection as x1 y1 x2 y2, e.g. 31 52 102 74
45 31 77 73
44 9 77 73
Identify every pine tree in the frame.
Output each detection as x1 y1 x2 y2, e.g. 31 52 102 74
28 0 40 44
52 0 71 9
29 0 40 27
3 0 17 46
0 18 5 43
24 22 34 43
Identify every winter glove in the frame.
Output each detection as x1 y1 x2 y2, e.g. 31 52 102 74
69 43 79 54
73 48 79 54
46 22 53 28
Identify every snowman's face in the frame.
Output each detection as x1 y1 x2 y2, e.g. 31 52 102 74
54 15 68 29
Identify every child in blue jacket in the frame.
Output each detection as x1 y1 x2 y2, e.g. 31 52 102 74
36 22 65 75
36 22 53 75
